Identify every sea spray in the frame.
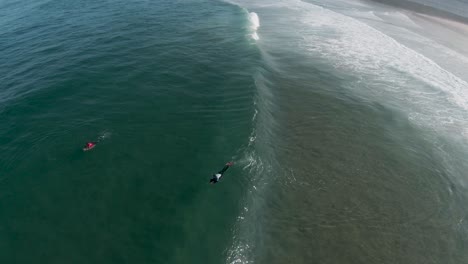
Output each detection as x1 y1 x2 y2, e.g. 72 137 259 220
248 12 260 40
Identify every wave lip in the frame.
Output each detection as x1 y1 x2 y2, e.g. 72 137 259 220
248 12 260 40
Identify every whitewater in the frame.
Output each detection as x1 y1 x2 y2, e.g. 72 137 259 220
226 0 468 263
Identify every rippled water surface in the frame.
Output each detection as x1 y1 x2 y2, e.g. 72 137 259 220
1 0 468 263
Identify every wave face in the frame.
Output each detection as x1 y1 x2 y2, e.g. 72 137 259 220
225 0 468 263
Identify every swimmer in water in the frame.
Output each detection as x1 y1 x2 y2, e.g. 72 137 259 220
83 142 97 151
83 133 110 151
210 162 234 184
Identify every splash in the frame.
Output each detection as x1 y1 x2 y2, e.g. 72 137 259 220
248 12 260 40
97 131 111 142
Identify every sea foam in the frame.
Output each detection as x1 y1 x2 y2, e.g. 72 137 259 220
248 12 260 40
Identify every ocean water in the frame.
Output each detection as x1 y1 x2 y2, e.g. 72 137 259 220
375 0 468 20
1 0 468 263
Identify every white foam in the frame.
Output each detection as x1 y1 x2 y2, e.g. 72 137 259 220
251 32 259 40
260 0 468 138
227 243 251 264
227 150 264 264
362 10 384 21
345 9 421 30
222 1 468 262
98 131 111 140
248 12 259 30
248 12 260 40
233 1 468 130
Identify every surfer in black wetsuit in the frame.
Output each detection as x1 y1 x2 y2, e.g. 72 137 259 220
210 162 234 184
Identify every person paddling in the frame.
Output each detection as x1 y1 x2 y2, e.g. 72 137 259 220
210 162 234 184
82 133 110 151
83 142 97 151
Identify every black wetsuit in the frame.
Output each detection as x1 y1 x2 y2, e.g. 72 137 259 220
210 164 231 184
218 164 230 175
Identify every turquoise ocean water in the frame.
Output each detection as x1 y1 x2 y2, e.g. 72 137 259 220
1 0 468 263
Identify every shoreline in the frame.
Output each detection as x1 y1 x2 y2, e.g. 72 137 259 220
411 12 468 36
365 0 468 25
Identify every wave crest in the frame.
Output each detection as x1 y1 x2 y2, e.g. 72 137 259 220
248 12 260 40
